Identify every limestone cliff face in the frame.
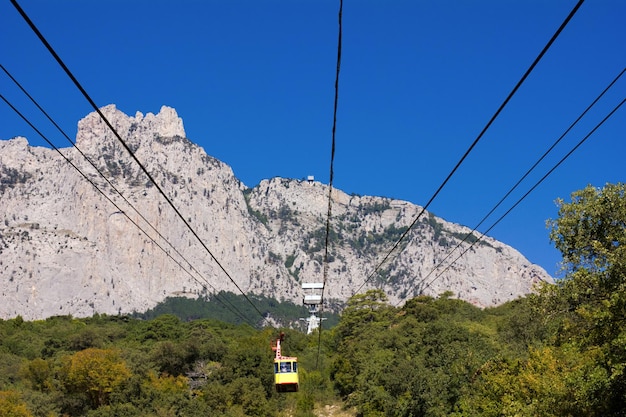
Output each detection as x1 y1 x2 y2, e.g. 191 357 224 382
0 105 552 320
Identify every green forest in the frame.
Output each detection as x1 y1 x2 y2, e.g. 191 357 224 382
0 183 624 417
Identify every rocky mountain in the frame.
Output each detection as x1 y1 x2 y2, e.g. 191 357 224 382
0 105 552 320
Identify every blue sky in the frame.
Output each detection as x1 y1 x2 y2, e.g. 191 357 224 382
1 0 624 278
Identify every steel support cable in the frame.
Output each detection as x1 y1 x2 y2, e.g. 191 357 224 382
10 0 266 321
316 0 342 367
421 96 626 293
0 65 255 327
407 66 626 300
353 0 586 295
0 93 256 326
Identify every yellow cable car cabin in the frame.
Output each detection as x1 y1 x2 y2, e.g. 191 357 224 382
274 357 299 392
272 333 299 392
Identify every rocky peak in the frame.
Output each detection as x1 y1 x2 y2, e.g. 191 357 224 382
141 106 185 139
76 104 185 153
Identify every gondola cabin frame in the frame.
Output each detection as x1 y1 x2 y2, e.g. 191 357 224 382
274 357 299 392
272 334 299 392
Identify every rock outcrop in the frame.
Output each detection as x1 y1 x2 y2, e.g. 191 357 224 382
0 105 552 320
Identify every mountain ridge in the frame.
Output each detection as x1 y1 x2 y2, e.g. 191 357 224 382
0 105 552 320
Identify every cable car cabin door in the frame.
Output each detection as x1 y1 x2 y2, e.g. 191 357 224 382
274 358 299 392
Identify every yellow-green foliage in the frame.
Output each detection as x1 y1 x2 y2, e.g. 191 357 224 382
0 391 33 417
63 348 131 409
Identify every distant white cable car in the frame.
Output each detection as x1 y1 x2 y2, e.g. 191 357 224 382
302 282 324 306
301 282 324 334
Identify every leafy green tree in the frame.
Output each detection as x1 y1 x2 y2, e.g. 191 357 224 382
546 183 626 412
454 345 609 417
0 353 23 388
219 332 275 395
20 390 61 417
201 381 229 414
20 358 53 392
0 390 33 417
489 296 553 355
186 320 228 361
330 290 395 401
131 371 212 416
333 289 393 341
63 348 132 409
149 340 198 376
227 377 273 417
550 183 626 280
84 402 140 417
69 328 104 351
331 291 499 416
137 314 184 342
401 295 440 322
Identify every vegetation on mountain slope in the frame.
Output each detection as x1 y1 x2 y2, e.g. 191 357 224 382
133 292 340 329
0 183 623 416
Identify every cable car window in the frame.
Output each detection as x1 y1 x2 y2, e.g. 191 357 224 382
280 362 292 373
292 362 297 372
274 363 278 373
